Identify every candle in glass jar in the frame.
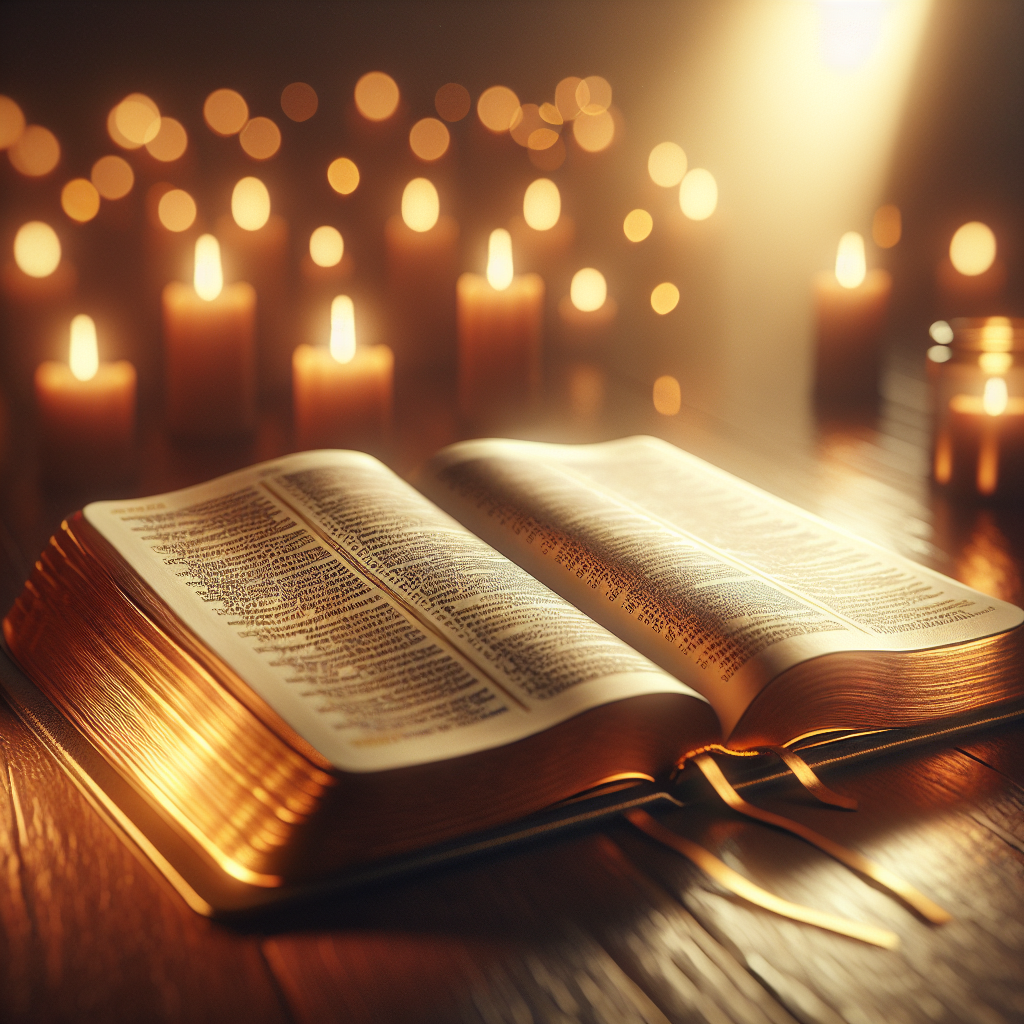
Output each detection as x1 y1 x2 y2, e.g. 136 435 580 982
162 234 256 437
293 295 393 450
35 314 136 481
457 229 543 421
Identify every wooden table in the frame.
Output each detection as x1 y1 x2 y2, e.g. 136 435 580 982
0 351 1022 1024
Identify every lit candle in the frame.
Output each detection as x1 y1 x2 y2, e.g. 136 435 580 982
35 314 136 481
934 377 1024 497
457 229 544 421
384 178 459 376
292 295 394 450
162 235 256 437
813 232 892 405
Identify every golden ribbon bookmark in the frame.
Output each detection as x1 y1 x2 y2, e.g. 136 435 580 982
626 809 899 949
764 745 858 809
692 753 952 925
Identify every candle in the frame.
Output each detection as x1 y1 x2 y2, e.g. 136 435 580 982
934 377 1024 497
35 314 136 482
813 232 892 406
457 229 544 421
162 235 256 438
292 295 393 451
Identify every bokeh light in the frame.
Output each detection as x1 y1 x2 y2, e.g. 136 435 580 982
679 168 717 220
651 282 680 315
69 314 99 382
61 179 100 223
477 86 519 133
91 155 134 200
158 189 197 232
114 94 160 146
204 89 249 136
835 231 866 288
523 178 561 231
194 234 223 301
309 226 344 267
539 103 563 125
239 116 281 160
570 268 607 312
929 320 954 345
555 77 584 121
401 178 439 233
983 376 1009 417
0 96 25 149
927 345 953 364
529 137 566 172
435 83 471 122
13 221 61 278
576 76 612 114
8 125 60 176
573 110 614 153
281 82 318 122
327 157 360 195
330 295 357 363
354 72 399 121
106 105 137 149
529 128 560 151
510 104 546 147
232 177 271 231
648 142 687 187
486 229 514 291
950 222 996 276
409 118 450 161
146 117 188 161
873 204 901 249
623 209 653 242
653 375 681 416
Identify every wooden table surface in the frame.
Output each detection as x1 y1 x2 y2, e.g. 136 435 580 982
0 351 1022 1024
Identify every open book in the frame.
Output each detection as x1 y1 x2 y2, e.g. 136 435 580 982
3 437 1022 914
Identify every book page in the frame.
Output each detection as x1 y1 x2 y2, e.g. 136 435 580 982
84 451 704 773
423 437 1024 734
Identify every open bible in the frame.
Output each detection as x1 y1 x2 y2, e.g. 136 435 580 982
3 436 1022 914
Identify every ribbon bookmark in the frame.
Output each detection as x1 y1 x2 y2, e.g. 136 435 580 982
626 809 899 949
765 745 858 809
692 753 951 925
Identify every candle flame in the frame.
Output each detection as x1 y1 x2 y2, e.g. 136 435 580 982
983 376 1008 417
835 232 866 288
194 234 223 301
486 229 514 291
401 178 439 232
69 314 99 382
330 295 356 364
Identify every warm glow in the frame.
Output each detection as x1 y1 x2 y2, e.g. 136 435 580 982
523 178 560 231
435 83 471 122
158 189 197 232
570 268 606 312
146 117 188 161
0 96 26 149
232 176 271 231
327 157 359 195
194 234 223 301
204 89 249 136
983 377 1009 417
979 352 1012 375
510 104 547 147
929 320 954 344
529 128 559 151
61 179 100 223
114 94 160 145
648 142 687 187
14 221 60 278
239 117 281 160
91 155 134 200
401 178 439 233
486 229 514 291
354 72 399 121
281 82 318 122
309 226 344 267
653 375 681 416
106 105 136 149
835 231 866 288
329 295 356 363
927 345 952 364
624 209 653 242
539 103 563 125
950 222 996 277
679 168 718 220
873 204 901 248
409 118 450 161
651 283 680 315
69 314 99 382
576 76 612 114
555 77 584 121
573 110 614 152
477 86 520 132
979 318 1012 351
8 125 60 176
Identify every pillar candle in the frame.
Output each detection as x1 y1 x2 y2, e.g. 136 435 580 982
162 235 256 438
457 230 544 421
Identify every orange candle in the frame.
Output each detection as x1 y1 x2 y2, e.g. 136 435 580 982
162 235 256 437
35 314 136 481
457 230 544 421
293 296 393 450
